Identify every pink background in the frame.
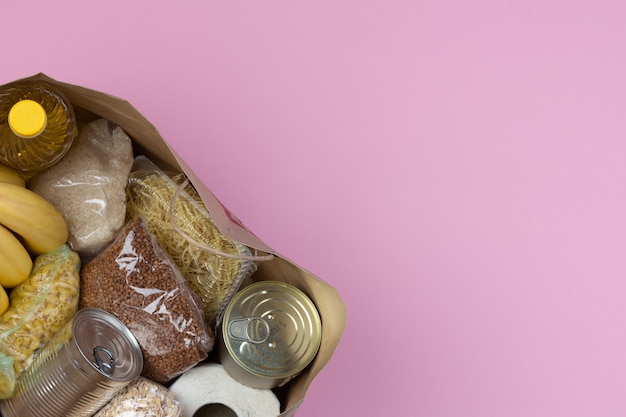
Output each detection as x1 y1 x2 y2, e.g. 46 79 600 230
4 1 626 416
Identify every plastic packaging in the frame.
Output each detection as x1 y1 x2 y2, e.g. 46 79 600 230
0 81 76 174
126 156 258 328
29 119 134 258
79 216 213 383
0 244 81 399
93 377 182 417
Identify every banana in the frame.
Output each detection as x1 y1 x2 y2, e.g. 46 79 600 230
0 182 68 255
0 165 25 187
0 224 33 288
0 286 7 316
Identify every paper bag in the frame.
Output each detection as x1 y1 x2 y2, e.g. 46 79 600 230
0 73 346 416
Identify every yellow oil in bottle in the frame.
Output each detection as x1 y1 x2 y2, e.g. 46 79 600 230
0 81 76 174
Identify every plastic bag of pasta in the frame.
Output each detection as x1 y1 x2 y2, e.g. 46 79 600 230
0 244 81 399
93 377 182 417
79 217 213 383
126 156 260 328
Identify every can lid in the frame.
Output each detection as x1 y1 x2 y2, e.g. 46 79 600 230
72 308 143 382
222 281 322 380
8 100 47 138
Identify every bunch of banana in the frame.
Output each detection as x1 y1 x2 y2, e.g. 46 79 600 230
0 165 69 314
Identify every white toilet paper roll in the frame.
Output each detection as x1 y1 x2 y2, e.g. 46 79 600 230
168 363 281 417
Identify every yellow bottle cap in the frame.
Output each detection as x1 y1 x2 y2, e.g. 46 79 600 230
8 100 47 138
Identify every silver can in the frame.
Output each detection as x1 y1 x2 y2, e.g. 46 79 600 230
0 308 143 417
218 281 322 389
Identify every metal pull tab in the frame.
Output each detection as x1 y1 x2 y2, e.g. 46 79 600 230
93 346 115 376
228 317 271 344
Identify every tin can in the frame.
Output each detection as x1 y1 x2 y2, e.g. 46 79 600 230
218 281 322 389
0 308 143 417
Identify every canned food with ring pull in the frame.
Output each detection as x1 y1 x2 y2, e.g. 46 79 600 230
218 281 322 389
0 308 143 417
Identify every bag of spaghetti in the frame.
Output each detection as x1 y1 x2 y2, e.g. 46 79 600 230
125 156 261 329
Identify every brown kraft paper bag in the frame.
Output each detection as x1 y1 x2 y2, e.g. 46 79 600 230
0 73 347 417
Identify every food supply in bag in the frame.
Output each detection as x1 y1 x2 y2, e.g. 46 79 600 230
0 73 347 417
0 244 81 399
29 118 134 258
79 216 214 383
0 80 76 174
93 377 182 417
126 155 258 328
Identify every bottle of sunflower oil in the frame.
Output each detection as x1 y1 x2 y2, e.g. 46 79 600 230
0 81 76 175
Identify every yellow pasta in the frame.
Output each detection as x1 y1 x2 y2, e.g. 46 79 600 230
0 245 80 399
126 157 258 327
